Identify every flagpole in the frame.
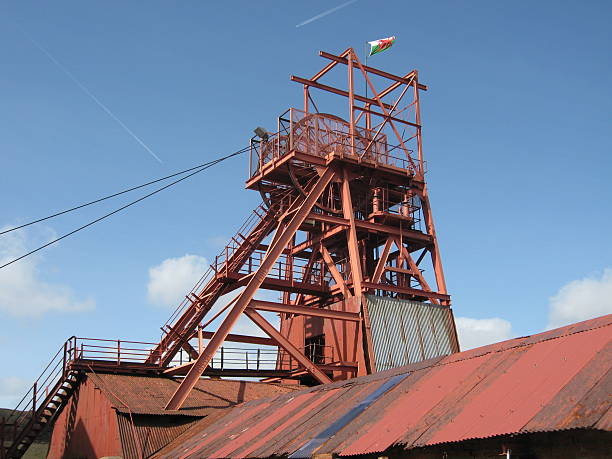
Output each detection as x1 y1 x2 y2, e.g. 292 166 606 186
364 41 368 102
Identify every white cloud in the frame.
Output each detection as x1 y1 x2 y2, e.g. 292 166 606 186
455 316 513 351
547 268 612 329
194 288 280 338
0 228 94 318
147 254 209 307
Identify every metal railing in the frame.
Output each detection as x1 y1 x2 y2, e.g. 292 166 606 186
162 202 272 331
0 335 331 457
249 108 422 177
216 248 329 285
162 185 298 341
0 337 81 458
171 343 334 372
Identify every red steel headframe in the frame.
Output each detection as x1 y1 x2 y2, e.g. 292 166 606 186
151 48 455 410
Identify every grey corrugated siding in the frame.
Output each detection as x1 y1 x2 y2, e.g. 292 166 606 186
366 296 459 371
117 413 201 459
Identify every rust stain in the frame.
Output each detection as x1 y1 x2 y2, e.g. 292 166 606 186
155 314 612 458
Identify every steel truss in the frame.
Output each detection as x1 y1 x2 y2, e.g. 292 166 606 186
152 48 456 410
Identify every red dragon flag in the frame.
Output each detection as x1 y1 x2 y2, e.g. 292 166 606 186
368 36 396 56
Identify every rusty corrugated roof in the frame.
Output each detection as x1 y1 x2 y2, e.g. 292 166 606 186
154 314 612 458
86 373 299 416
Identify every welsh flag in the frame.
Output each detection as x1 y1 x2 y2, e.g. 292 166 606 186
368 36 396 56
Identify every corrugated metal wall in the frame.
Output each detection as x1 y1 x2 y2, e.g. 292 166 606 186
117 413 201 459
366 296 459 371
47 377 123 459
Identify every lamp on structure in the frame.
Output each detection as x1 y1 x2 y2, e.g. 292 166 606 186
253 127 269 141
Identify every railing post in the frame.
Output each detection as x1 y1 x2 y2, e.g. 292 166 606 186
245 351 249 370
197 325 203 355
62 341 67 377
289 109 294 151
32 382 37 419
117 340 121 365
257 349 261 370
221 347 224 370
249 140 252 177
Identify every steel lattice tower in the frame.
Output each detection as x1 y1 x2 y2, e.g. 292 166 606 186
146 48 459 410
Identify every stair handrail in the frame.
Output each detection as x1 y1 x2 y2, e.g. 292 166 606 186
162 201 271 329
1 336 78 457
161 188 297 333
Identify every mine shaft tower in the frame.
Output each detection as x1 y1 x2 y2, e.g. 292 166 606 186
0 48 461 459
148 48 459 410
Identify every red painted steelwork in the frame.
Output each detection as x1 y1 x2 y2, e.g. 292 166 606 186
155 315 612 458
150 48 456 410
46 372 298 459
47 377 124 459
233 389 342 459
10 48 462 452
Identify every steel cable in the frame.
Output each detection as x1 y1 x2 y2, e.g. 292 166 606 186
1 145 250 236
0 146 249 270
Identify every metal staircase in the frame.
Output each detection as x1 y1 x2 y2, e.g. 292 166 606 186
0 340 80 459
148 191 297 367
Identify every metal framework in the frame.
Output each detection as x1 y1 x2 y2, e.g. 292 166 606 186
0 48 459 458
143 48 456 410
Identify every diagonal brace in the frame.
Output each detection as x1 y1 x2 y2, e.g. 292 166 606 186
244 309 332 384
165 167 336 410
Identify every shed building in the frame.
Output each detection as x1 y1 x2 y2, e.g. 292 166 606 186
46 374 298 459
154 314 612 459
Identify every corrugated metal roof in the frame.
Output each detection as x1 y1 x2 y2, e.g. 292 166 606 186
87 373 299 416
154 314 612 458
367 296 458 370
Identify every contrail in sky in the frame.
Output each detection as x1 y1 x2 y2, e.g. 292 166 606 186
25 35 163 164
296 0 358 28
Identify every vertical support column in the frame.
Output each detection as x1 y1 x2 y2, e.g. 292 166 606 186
341 169 363 295
419 190 448 303
348 51 356 156
413 72 425 177
341 169 375 374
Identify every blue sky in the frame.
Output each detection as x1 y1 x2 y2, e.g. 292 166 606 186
1 1 611 405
